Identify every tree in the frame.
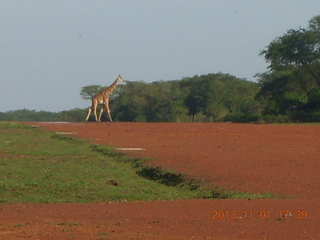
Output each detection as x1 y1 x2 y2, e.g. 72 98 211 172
183 73 260 122
80 85 105 100
111 81 149 121
257 15 320 122
260 15 320 85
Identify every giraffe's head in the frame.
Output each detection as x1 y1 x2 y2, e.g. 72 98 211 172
117 75 126 83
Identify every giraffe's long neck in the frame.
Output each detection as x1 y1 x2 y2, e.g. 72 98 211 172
108 78 120 93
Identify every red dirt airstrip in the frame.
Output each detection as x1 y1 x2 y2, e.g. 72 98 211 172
1 122 319 239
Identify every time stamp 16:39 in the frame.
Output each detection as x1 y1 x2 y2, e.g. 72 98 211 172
212 210 309 220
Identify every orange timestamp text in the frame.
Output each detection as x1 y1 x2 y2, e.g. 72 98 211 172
212 210 308 220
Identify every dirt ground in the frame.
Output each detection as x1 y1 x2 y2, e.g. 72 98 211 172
1 122 319 239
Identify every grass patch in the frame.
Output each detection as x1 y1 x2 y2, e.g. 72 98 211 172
0 122 208 203
0 122 278 203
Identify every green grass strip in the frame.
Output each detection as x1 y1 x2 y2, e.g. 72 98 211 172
0 122 278 203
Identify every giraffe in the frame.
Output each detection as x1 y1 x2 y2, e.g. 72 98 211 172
85 75 125 122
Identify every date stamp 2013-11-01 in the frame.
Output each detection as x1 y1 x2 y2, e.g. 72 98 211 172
212 210 309 220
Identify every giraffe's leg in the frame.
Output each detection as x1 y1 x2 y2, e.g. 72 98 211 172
85 107 92 121
108 111 113 122
105 99 113 122
98 107 104 122
107 111 113 122
93 103 99 122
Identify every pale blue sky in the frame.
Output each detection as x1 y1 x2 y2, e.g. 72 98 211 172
1 0 319 112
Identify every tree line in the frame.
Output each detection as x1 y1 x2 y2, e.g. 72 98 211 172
0 108 87 122
1 16 319 123
104 73 260 123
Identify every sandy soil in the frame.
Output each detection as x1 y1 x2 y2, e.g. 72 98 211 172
1 122 319 239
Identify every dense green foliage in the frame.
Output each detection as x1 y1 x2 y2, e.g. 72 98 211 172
110 73 260 122
257 15 320 122
1 16 319 123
